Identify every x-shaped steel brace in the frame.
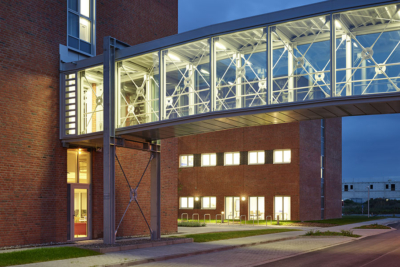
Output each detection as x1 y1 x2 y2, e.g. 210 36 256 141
114 153 154 237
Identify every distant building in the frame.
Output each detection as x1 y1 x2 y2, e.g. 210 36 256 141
342 178 400 203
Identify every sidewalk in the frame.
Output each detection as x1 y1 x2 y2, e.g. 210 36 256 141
11 218 398 267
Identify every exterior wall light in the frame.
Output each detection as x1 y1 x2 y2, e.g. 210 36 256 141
241 197 246 201
195 197 199 201
221 211 224 214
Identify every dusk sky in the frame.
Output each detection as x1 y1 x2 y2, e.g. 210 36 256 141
178 0 400 181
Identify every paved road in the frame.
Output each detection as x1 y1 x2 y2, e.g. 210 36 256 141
257 222 400 267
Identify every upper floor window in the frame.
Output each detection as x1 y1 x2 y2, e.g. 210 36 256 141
224 152 240 166
67 148 91 184
180 155 194 168
273 149 291 164
202 153 216 167
68 0 95 55
344 185 348 191
248 151 265 165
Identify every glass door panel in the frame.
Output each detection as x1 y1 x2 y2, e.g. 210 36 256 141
225 196 240 220
274 196 283 220
258 197 265 220
283 197 291 220
274 196 291 220
74 188 88 238
249 197 257 220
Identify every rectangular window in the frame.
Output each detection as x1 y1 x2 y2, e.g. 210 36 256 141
67 148 91 184
391 184 395 191
273 149 291 164
249 196 265 220
201 197 216 209
179 155 194 168
179 197 194 209
370 185 373 190
386 184 389 189
202 153 217 166
67 0 95 55
350 185 353 190
224 152 240 166
344 185 348 191
248 151 265 165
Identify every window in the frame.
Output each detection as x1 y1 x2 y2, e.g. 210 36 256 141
68 0 95 55
179 197 194 209
273 149 291 164
248 151 265 165
67 148 91 184
391 184 396 191
201 153 217 166
350 185 353 190
224 152 240 166
386 184 389 189
370 185 373 190
201 197 216 209
249 197 265 220
179 155 194 168
344 185 348 191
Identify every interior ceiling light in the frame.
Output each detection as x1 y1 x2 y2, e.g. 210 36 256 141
353 42 358 48
168 53 181 62
200 69 210 75
215 42 226 50
335 20 342 29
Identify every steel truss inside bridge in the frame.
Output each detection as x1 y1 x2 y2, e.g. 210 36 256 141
59 0 400 244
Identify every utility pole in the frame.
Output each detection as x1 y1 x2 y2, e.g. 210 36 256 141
366 186 370 218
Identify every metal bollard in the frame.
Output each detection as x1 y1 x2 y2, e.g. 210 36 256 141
277 215 280 225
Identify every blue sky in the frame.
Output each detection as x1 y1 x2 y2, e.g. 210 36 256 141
178 0 400 181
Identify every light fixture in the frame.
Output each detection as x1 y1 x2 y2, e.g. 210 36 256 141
200 69 210 75
221 211 224 214
335 20 342 29
353 42 358 48
78 148 82 154
215 41 226 50
168 53 181 62
195 197 199 201
241 197 246 201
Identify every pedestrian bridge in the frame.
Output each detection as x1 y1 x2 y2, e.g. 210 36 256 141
60 0 400 146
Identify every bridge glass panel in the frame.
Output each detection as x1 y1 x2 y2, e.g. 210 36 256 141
78 65 104 134
335 4 400 97
272 16 331 104
214 28 267 110
162 39 210 120
117 52 160 127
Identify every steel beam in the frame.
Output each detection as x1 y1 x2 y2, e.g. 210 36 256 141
103 37 116 244
150 148 161 240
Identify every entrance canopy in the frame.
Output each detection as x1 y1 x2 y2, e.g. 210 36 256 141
60 0 400 147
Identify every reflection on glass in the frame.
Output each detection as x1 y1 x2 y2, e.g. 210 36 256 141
79 65 103 134
80 0 90 17
335 4 400 97
118 53 159 127
79 18 91 42
272 16 331 104
78 150 91 184
67 150 77 183
74 188 88 238
163 39 210 119
68 12 79 38
215 28 267 110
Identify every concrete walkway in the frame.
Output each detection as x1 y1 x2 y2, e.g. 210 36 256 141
11 218 399 267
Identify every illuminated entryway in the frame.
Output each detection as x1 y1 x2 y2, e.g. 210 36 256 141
249 196 265 220
225 196 240 220
67 149 92 240
274 196 291 220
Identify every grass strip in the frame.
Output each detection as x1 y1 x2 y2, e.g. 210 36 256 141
304 230 360 238
178 219 299 226
0 247 101 266
353 223 391 229
306 216 385 226
178 221 206 227
172 229 299 242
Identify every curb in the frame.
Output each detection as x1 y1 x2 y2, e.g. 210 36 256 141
104 236 299 267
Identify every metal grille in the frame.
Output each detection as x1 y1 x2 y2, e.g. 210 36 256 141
64 73 78 135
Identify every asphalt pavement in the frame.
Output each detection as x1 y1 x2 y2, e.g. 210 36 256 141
257 221 400 267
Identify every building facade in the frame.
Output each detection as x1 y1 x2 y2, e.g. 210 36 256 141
343 178 400 203
0 0 178 247
176 118 342 222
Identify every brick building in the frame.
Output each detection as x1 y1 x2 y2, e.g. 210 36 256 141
176 119 342 222
0 0 178 247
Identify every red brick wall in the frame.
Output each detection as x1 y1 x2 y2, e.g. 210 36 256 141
325 118 342 219
177 124 306 221
299 120 322 221
0 0 177 247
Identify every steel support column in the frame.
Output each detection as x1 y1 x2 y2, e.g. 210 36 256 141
103 36 116 244
267 27 272 105
330 14 337 97
150 148 161 240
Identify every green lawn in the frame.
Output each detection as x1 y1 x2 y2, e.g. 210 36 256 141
172 229 299 242
304 230 360 238
0 247 101 267
306 216 385 226
353 223 391 229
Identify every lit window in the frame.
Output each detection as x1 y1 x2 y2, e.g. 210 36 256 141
68 0 95 55
180 155 194 168
224 152 240 166
202 153 217 167
67 148 91 184
179 197 194 209
248 151 265 165
273 149 291 164
202 197 216 209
